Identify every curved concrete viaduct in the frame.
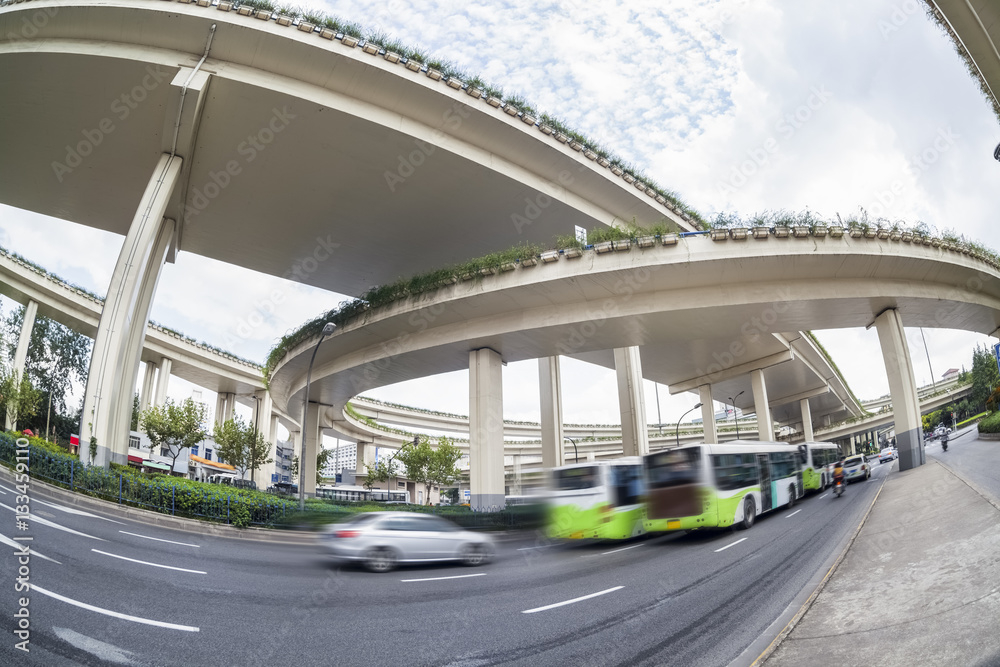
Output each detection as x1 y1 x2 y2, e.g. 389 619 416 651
269 231 1000 505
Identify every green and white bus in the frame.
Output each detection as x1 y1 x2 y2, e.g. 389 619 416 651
546 458 646 540
802 442 840 492
643 442 804 532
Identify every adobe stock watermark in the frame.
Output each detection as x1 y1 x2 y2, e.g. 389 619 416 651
866 126 959 217
50 65 172 183
3 2 57 42
717 85 834 196
878 0 922 40
183 106 297 220
12 436 32 653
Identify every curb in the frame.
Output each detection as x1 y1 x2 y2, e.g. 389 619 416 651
750 466 891 666
0 466 317 545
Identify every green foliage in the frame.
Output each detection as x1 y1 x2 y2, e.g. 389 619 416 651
214 414 273 478
396 435 462 504
140 398 209 470
970 344 1000 411
131 393 140 432
4 308 91 417
0 366 41 430
977 410 1000 433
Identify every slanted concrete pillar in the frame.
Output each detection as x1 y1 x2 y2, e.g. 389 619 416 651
614 346 649 456
300 402 321 497
139 361 157 413
751 369 773 441
538 356 565 469
699 385 717 443
470 348 504 510
153 357 172 407
801 398 814 442
6 300 38 430
80 154 182 467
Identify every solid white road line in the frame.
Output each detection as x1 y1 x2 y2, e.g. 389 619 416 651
0 487 127 524
516 545 550 551
91 549 206 574
31 584 200 632
52 628 136 665
522 586 624 614
119 531 199 548
818 493 829 499
601 544 644 555
0 503 105 541
714 537 747 553
0 532 61 564
785 509 802 518
400 573 487 582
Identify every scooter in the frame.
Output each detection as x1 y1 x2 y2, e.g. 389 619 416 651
941 432 949 452
833 478 845 498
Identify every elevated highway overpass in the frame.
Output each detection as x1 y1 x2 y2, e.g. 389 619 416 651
3 0 998 507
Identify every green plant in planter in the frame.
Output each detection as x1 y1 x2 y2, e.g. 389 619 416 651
303 11 324 24
242 0 275 12
465 75 487 91
275 4 298 18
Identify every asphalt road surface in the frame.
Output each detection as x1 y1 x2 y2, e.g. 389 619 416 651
1 462 892 667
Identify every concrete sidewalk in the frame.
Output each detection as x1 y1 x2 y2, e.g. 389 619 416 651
763 457 1000 666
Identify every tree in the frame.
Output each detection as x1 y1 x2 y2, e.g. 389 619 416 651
316 447 332 485
397 436 463 505
364 455 400 493
3 308 91 418
214 415 273 479
970 344 1000 411
0 366 42 431
131 393 140 432
139 398 209 472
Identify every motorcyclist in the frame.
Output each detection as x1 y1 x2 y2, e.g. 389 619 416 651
832 460 845 492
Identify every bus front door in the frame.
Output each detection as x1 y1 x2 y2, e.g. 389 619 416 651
756 454 772 511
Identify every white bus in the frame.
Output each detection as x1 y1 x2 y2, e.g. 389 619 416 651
315 485 409 503
546 457 646 540
644 442 804 532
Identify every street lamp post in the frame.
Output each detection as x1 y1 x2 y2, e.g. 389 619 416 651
299 322 336 511
728 391 745 439
676 403 703 447
564 436 579 464
250 394 261 485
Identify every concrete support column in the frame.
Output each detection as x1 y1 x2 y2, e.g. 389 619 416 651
874 308 923 469
80 154 182 467
614 346 649 456
139 361 157 414
823 414 832 428
300 402 321 497
699 385 717 443
250 391 273 486
751 369 774 441
153 357 172 407
510 454 522 496
259 414 281 487
800 398 814 442
5 299 38 430
469 348 504 510
538 357 565 469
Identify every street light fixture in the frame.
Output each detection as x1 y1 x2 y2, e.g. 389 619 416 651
728 391 745 439
564 436 579 464
676 403 703 447
299 322 336 511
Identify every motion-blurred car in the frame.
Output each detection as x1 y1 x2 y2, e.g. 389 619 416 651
320 512 494 573
878 448 897 464
843 455 870 482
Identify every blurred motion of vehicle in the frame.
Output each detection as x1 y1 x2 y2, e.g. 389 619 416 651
878 448 897 464
315 484 409 503
545 458 646 540
842 455 870 482
644 442 804 532
802 442 840 491
320 512 494 572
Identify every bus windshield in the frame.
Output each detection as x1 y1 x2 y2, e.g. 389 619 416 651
553 466 600 491
646 447 701 488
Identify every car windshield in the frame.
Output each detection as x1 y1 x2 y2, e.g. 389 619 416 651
553 466 600 490
845 456 863 467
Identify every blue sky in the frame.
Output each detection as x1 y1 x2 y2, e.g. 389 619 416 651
1 0 998 429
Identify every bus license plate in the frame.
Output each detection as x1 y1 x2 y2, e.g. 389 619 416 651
667 520 681 530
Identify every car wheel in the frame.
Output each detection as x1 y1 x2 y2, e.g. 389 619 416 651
787 485 796 509
738 496 756 530
364 547 397 573
460 543 490 567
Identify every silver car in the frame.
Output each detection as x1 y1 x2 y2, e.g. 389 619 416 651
320 512 495 573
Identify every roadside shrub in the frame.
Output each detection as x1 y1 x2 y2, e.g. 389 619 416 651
977 411 1000 433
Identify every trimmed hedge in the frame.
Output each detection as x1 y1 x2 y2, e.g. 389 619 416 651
977 411 1000 434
